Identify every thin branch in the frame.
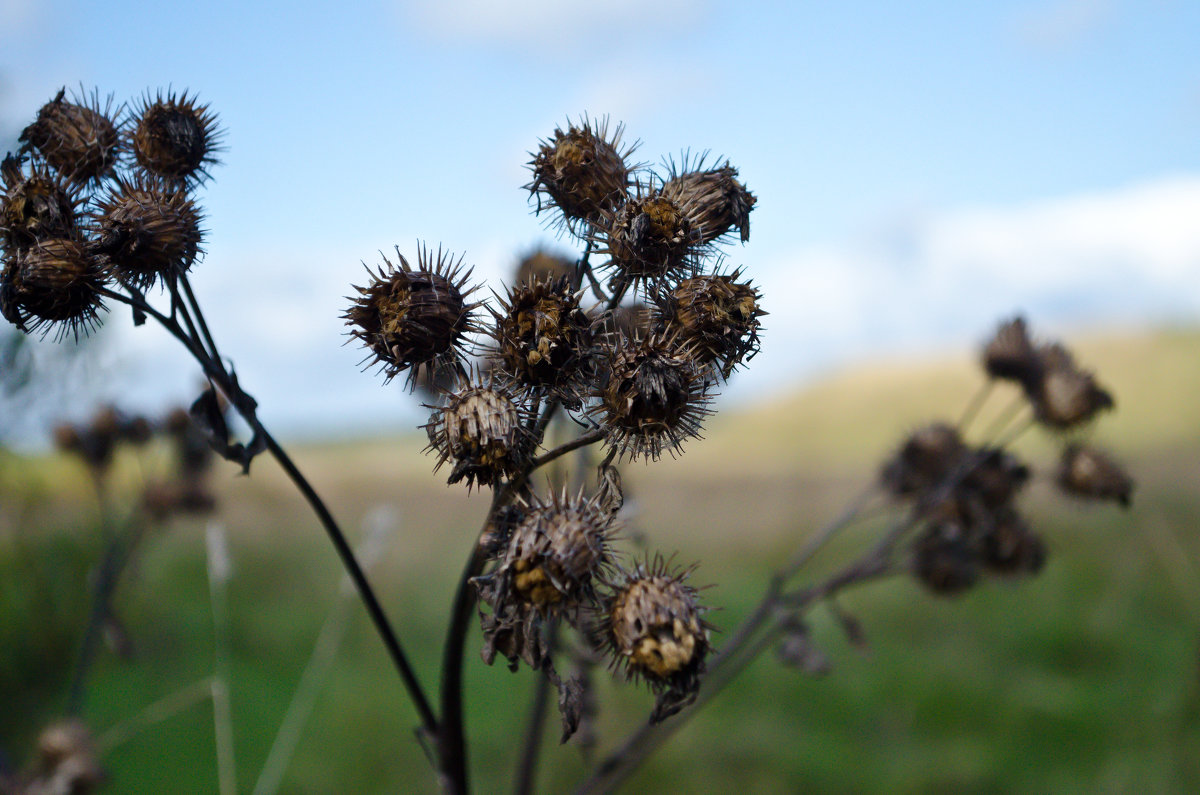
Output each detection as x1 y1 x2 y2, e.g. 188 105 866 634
96 677 216 754
513 621 559 795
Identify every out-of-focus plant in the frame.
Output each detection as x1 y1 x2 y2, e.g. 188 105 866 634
0 86 1134 795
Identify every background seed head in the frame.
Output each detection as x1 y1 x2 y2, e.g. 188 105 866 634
0 155 81 254
913 521 979 595
513 247 575 286
658 155 756 245
1057 444 1134 507
1031 354 1114 429
881 422 967 499
91 178 204 290
982 315 1039 385
527 116 634 233
980 508 1046 575
424 379 534 489
19 87 121 185
130 90 223 188
344 244 480 389
599 186 704 289
593 331 712 461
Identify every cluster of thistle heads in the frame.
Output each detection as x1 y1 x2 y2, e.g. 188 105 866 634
883 316 1133 595
53 402 218 521
343 116 765 727
0 86 220 338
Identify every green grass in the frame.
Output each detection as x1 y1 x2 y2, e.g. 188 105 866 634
3 326 1200 793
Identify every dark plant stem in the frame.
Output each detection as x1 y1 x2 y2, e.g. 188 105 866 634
514 621 559 795
99 285 439 735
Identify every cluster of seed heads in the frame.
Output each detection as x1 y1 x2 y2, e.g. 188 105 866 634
343 116 763 725
882 316 1132 595
0 87 220 339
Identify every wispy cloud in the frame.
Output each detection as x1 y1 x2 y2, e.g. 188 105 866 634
1011 0 1116 51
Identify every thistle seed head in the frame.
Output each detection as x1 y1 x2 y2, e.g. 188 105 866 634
0 155 80 253
601 556 709 721
514 248 575 285
344 244 480 389
599 185 705 289
593 331 712 461
1057 443 1134 507
91 178 203 290
423 377 535 489
913 521 979 595
982 316 1038 386
1029 345 1114 429
2 237 107 338
19 87 121 185
980 508 1046 575
881 423 966 498
659 154 756 245
489 275 597 401
527 116 634 233
29 719 104 794
961 447 1030 510
655 268 764 379
130 89 223 188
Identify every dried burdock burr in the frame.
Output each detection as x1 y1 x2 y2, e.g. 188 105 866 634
982 315 1039 387
129 89 223 188
514 247 575 286
1028 343 1114 430
19 87 120 185
881 423 967 499
423 375 536 489
592 331 713 461
91 178 203 290
913 521 979 595
475 490 616 669
601 556 710 722
655 268 765 379
488 274 597 402
658 154 756 245
0 155 80 253
598 184 705 290
527 116 635 233
344 243 480 389
1057 443 1134 507
1 237 107 338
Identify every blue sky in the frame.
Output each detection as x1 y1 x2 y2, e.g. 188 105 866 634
2 0 1199 439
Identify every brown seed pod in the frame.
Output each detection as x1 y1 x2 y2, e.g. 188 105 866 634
0 154 81 253
423 376 535 489
1029 344 1114 430
19 87 121 185
980 508 1046 575
3 237 107 337
982 316 1039 386
601 556 710 722
658 153 756 245
913 521 979 596
90 177 204 290
488 275 597 401
129 89 223 188
960 447 1030 511
526 116 635 234
655 267 765 379
344 244 480 389
881 422 967 499
1057 443 1134 507
513 247 575 286
598 184 706 290
592 331 713 461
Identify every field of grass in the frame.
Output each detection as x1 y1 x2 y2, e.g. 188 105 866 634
3 326 1199 793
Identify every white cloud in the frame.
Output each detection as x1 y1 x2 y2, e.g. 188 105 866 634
401 0 708 50
1012 0 1115 51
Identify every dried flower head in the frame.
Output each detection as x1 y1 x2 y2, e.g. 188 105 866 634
475 491 616 669
599 301 654 344
0 155 80 253
489 275 597 401
593 331 712 461
598 184 705 290
344 244 480 388
129 89 223 188
527 116 634 233
913 521 979 595
881 423 966 499
980 508 1046 575
1029 343 1114 429
1057 444 1134 507
26 718 104 795
982 316 1039 386
423 376 535 489
658 154 756 245
960 447 1030 511
655 268 764 379
91 178 203 290
601 556 710 722
1 238 107 337
19 88 120 184
514 248 575 286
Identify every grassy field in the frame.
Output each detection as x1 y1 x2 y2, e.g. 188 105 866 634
3 327 1199 793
